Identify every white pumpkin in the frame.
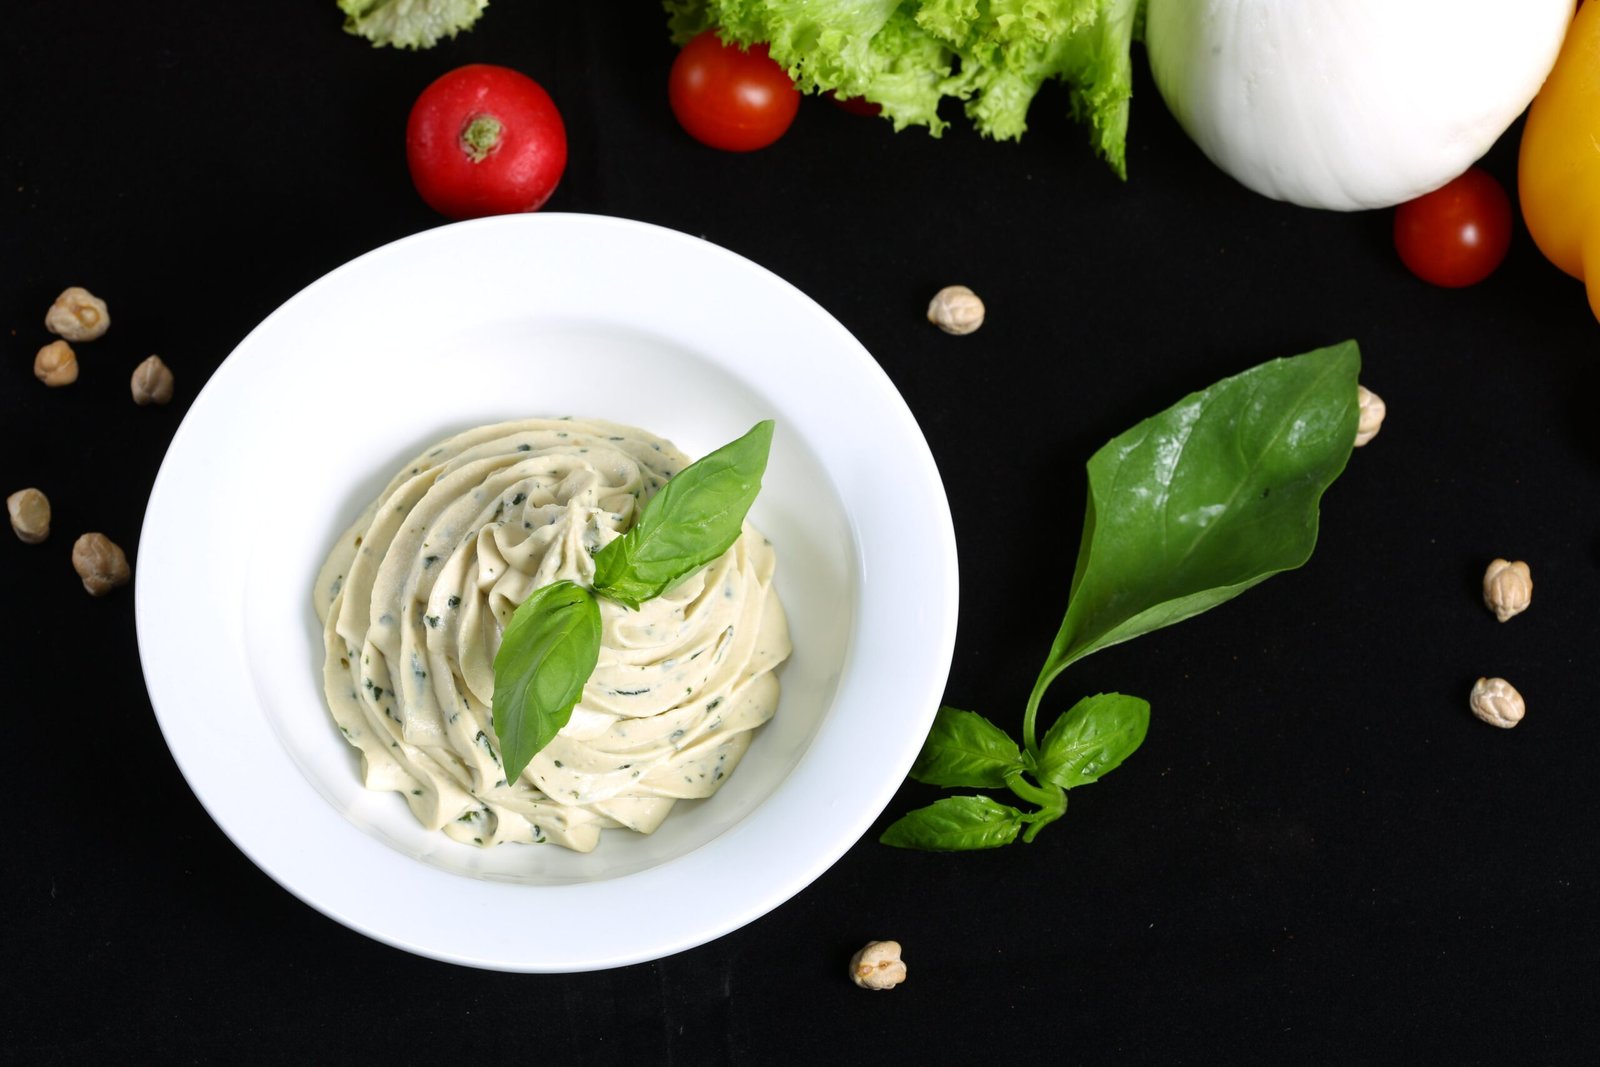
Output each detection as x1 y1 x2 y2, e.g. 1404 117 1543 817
1145 0 1574 210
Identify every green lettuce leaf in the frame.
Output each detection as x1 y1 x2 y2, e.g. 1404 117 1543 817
340 0 488 50
664 0 1137 175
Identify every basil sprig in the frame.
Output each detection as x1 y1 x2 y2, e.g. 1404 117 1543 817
490 421 774 780
594 420 774 609
884 342 1361 850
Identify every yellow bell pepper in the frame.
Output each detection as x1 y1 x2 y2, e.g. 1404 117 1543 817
1519 1 1600 322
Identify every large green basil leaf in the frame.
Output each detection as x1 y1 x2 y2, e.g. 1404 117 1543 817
491 579 602 782
909 706 1026 788
1035 693 1150 790
1042 342 1359 680
593 420 774 610
879 795 1026 851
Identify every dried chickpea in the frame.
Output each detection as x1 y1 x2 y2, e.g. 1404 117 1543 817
131 355 174 405
34 340 78 386
72 532 131 596
7 488 50 543
927 285 985 335
45 286 110 342
1354 385 1386 447
848 940 907 990
1482 559 1532 623
1469 677 1525 729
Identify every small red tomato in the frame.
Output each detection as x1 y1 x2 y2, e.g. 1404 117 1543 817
1393 167 1513 288
668 31 800 151
827 91 882 117
406 64 567 220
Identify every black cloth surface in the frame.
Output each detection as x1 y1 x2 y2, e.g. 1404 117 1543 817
4 3 1596 1063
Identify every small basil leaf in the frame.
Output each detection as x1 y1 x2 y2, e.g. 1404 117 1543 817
909 706 1026 788
491 580 601 782
1042 342 1360 678
879 795 1026 851
593 420 774 609
1036 693 1150 790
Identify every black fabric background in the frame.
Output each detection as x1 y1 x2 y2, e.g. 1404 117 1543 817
4 3 1597 1063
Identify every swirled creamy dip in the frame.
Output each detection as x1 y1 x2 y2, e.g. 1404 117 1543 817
313 418 790 852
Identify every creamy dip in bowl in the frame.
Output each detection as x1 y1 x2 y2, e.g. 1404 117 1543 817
136 214 957 971
315 417 790 852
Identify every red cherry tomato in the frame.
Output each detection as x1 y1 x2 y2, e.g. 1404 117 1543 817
668 32 800 151
827 91 882 117
1392 167 1513 288
406 64 567 220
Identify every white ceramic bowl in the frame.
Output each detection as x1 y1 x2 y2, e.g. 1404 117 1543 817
136 214 958 972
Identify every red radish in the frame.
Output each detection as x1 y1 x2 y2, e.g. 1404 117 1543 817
406 64 567 220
